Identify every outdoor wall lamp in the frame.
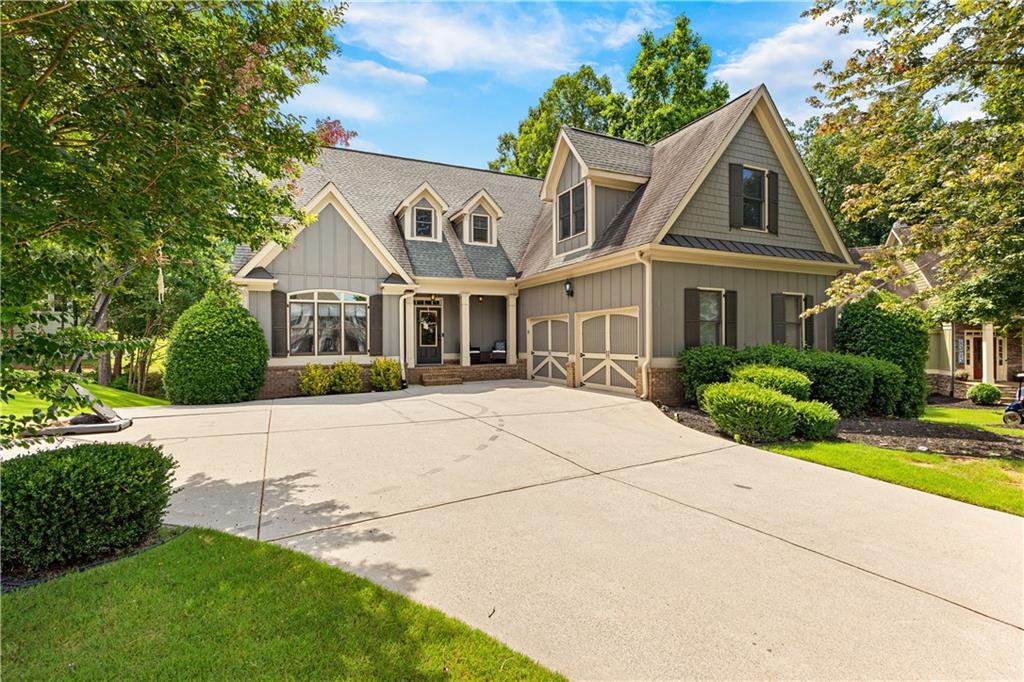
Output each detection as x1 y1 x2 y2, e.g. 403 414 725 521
564 280 574 297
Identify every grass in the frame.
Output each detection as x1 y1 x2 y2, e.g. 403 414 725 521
767 440 1024 516
1 528 563 681
3 382 168 418
921 405 1022 438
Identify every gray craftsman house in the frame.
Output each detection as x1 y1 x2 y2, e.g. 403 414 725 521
231 85 856 404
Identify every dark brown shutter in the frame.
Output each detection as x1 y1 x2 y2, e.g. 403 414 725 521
271 290 288 357
767 170 779 234
369 294 383 356
724 291 737 348
803 295 815 349
684 288 701 347
771 293 786 345
728 164 743 228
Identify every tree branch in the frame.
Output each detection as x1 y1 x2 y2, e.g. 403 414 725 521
0 1 76 26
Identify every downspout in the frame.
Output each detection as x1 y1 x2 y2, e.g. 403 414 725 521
636 250 653 400
398 289 417 383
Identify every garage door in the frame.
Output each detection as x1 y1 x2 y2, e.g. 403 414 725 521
528 316 569 383
577 307 639 392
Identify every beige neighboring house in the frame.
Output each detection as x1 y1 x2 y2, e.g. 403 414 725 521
231 85 858 404
850 227 1023 398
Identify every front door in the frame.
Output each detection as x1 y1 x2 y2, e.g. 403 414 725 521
972 337 983 380
416 306 442 365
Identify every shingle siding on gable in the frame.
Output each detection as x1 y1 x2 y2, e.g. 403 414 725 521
667 116 824 252
557 154 581 193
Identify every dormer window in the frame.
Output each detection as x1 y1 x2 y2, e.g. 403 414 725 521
414 207 435 238
471 214 491 244
557 182 586 240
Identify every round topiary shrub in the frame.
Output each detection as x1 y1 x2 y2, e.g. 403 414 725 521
967 382 1002 405
700 381 797 443
299 363 331 396
678 345 738 404
369 358 401 391
164 290 269 404
329 362 363 394
0 443 176 574
793 400 840 440
731 364 812 400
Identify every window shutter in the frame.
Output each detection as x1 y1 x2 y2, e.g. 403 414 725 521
684 288 701 347
803 295 815 349
369 294 383 356
724 291 738 348
728 164 743 228
271 290 288 358
771 294 786 345
767 170 779 234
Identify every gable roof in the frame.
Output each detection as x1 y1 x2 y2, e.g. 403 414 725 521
562 127 652 177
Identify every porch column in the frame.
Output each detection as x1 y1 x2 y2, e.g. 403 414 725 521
460 293 471 366
405 298 416 369
982 322 996 383
506 293 518 365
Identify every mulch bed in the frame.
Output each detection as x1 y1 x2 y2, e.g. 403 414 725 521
664 406 1024 459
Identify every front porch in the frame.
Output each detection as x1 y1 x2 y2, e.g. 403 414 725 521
927 322 1023 396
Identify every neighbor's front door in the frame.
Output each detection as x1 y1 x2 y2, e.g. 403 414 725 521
416 307 442 365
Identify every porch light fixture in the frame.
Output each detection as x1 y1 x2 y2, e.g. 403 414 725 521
564 280 574 297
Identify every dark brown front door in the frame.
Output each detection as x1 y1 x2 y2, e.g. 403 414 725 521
973 338 983 380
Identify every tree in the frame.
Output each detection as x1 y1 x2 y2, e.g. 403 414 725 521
489 66 613 177
1 1 345 445
807 0 1024 325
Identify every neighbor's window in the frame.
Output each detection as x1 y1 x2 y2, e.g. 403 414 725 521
699 290 723 346
742 167 766 229
414 207 434 238
471 214 491 244
287 290 368 356
557 182 586 240
780 293 804 348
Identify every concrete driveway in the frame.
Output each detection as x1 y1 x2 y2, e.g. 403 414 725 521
80 380 1022 680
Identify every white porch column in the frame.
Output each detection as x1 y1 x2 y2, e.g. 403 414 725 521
460 293 471 366
405 297 416 369
982 323 996 383
506 294 518 365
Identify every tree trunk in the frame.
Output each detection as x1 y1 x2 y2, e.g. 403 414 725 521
96 306 111 386
113 331 124 377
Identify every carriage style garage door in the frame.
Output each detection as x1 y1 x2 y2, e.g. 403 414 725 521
577 307 640 393
527 315 570 383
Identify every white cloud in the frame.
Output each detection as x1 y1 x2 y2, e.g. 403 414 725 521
586 2 669 50
288 82 382 122
338 57 428 87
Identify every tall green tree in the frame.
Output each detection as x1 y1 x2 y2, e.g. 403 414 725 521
489 66 613 177
807 0 1024 325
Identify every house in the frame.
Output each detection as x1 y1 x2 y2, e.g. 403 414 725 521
850 227 1024 399
230 85 857 404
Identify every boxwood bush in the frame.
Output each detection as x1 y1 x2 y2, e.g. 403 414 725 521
299 364 331 396
369 358 402 391
700 382 797 443
860 356 905 417
677 345 738 404
793 400 840 440
164 291 269 404
730 364 812 400
329 362 363 394
967 382 1002 405
1 443 176 574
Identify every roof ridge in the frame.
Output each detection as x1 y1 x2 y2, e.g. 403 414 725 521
651 87 759 146
318 146 543 182
562 125 651 147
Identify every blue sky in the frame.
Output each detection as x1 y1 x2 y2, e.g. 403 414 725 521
284 1 875 169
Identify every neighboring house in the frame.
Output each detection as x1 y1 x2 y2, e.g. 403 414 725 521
231 85 856 404
850 227 1024 398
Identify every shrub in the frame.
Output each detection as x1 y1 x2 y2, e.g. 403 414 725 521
369 358 402 391
110 375 132 392
328 362 363 394
677 345 738 404
164 290 269 404
700 382 797 443
730 364 812 400
835 291 929 417
967 382 1002 405
0 443 176 574
736 343 803 368
793 400 840 440
789 350 874 417
299 364 331 396
860 356 904 417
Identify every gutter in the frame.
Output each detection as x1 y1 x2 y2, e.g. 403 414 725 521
636 250 653 400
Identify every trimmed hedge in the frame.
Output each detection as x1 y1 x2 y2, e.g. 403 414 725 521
369 358 402 392
700 382 797 443
731 364 812 400
860 356 905 417
967 383 1001 405
164 291 269 404
1 443 176 574
299 364 331 396
793 400 840 440
329 362 363 394
677 346 738 403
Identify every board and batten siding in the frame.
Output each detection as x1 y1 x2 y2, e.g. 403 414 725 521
469 296 507 351
249 290 273 352
594 186 633 242
517 263 644 354
556 153 582 193
651 261 834 357
668 116 825 252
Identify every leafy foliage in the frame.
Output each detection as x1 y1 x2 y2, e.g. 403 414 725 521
859 356 905 417
369 358 402 392
328 362 363 395
1 442 176 574
787 351 875 418
792 400 840 440
730 364 812 401
966 383 1002 406
677 345 738 403
700 382 797 443
163 291 268 405
299 364 331 397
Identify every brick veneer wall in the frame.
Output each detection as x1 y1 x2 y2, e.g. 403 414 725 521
259 365 372 400
647 367 685 406
406 360 526 385
565 360 576 388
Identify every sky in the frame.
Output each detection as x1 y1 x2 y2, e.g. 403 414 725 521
284 1 876 169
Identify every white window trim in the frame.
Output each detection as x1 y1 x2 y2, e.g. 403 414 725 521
555 180 587 244
286 289 370 357
468 213 493 246
780 291 806 348
410 206 437 241
740 164 769 233
697 287 726 346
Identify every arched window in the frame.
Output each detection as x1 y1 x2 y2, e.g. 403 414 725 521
287 290 369 356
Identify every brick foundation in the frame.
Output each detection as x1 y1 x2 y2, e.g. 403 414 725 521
565 360 577 388
259 365 372 400
647 366 685 406
406 360 526 386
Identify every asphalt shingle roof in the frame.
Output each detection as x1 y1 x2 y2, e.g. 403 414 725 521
562 127 652 177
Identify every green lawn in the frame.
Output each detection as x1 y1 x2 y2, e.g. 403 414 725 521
768 440 1024 516
3 382 168 418
921 405 1021 438
2 529 562 681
